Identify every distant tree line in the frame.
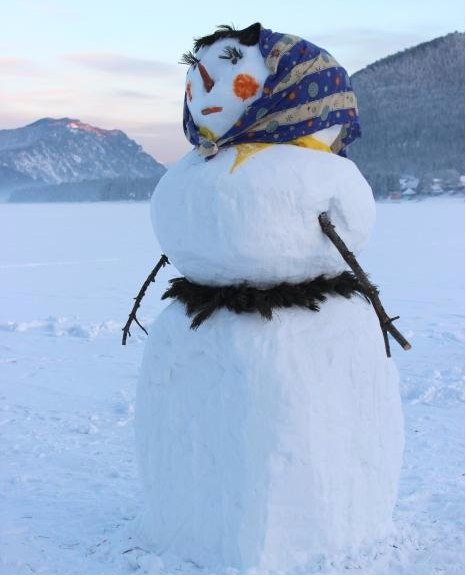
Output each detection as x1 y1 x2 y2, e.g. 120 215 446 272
8 176 162 203
98 177 159 201
366 168 464 200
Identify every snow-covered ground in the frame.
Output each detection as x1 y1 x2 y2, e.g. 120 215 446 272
0 198 463 575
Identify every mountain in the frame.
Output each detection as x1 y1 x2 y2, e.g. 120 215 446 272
348 32 465 197
0 118 166 201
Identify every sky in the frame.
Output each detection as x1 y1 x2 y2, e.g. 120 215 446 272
1 0 464 164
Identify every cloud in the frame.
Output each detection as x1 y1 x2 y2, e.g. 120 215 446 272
311 28 424 49
65 53 180 78
0 57 41 77
17 0 80 18
309 28 427 73
113 89 159 100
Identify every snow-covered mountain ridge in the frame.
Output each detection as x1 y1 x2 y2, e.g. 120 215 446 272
0 118 166 201
0 117 165 185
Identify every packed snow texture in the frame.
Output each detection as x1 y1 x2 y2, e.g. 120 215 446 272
144 147 400 571
153 146 375 285
0 199 464 574
137 298 403 572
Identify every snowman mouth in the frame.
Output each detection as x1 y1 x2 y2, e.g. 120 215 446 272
201 106 223 115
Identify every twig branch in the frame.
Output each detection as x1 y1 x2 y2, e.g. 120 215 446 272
318 212 411 358
122 254 170 345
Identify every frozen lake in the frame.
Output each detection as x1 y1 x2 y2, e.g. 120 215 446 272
0 199 464 574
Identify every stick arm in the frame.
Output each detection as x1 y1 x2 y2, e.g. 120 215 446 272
121 254 170 345
318 212 411 357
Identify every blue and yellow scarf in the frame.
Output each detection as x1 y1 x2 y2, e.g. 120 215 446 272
183 27 361 160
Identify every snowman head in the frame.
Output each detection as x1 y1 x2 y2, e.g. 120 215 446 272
182 24 361 157
182 23 268 140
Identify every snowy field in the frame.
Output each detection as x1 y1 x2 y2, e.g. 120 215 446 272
0 198 464 575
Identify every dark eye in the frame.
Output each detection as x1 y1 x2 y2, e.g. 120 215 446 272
179 51 200 67
219 46 243 65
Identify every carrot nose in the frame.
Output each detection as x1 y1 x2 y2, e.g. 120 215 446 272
198 63 214 93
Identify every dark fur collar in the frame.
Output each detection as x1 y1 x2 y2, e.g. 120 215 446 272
162 272 367 329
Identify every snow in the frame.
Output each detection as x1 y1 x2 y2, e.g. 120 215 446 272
0 198 464 575
136 298 404 572
153 147 375 285
147 148 401 571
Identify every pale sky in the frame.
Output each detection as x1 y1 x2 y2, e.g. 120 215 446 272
1 0 464 164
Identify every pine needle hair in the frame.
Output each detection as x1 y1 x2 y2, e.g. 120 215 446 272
180 23 261 64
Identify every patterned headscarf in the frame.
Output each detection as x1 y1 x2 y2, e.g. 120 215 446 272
183 27 360 159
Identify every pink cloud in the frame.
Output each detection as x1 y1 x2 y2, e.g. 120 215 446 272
0 57 40 76
308 28 427 73
65 53 180 77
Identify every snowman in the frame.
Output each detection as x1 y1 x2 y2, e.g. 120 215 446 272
134 23 405 573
